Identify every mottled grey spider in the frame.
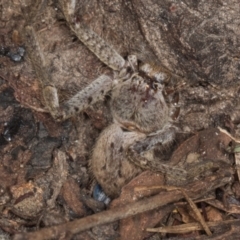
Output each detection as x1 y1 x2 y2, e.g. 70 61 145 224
24 0 192 198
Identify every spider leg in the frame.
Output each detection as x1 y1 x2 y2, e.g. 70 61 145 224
127 125 188 180
59 0 126 71
60 74 112 120
24 1 119 121
24 26 61 119
24 3 115 120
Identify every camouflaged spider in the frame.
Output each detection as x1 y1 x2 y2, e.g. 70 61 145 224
24 0 186 198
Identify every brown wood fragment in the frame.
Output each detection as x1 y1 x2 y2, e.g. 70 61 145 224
146 219 240 234
13 169 232 240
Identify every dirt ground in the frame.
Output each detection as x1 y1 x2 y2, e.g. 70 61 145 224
0 0 240 239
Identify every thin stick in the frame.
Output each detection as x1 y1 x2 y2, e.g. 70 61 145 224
135 186 212 236
13 191 183 240
180 189 212 236
147 219 240 234
13 171 231 240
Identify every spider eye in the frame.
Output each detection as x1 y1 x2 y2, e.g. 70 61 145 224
152 81 164 89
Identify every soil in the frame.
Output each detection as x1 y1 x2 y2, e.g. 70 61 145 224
0 1 240 239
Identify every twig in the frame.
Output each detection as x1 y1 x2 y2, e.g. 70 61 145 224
134 186 212 236
13 170 232 240
180 189 212 236
147 219 240 234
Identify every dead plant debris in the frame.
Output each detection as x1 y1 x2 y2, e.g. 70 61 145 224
0 1 240 240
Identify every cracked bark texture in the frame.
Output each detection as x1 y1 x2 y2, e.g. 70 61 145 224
133 0 240 132
133 1 240 85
